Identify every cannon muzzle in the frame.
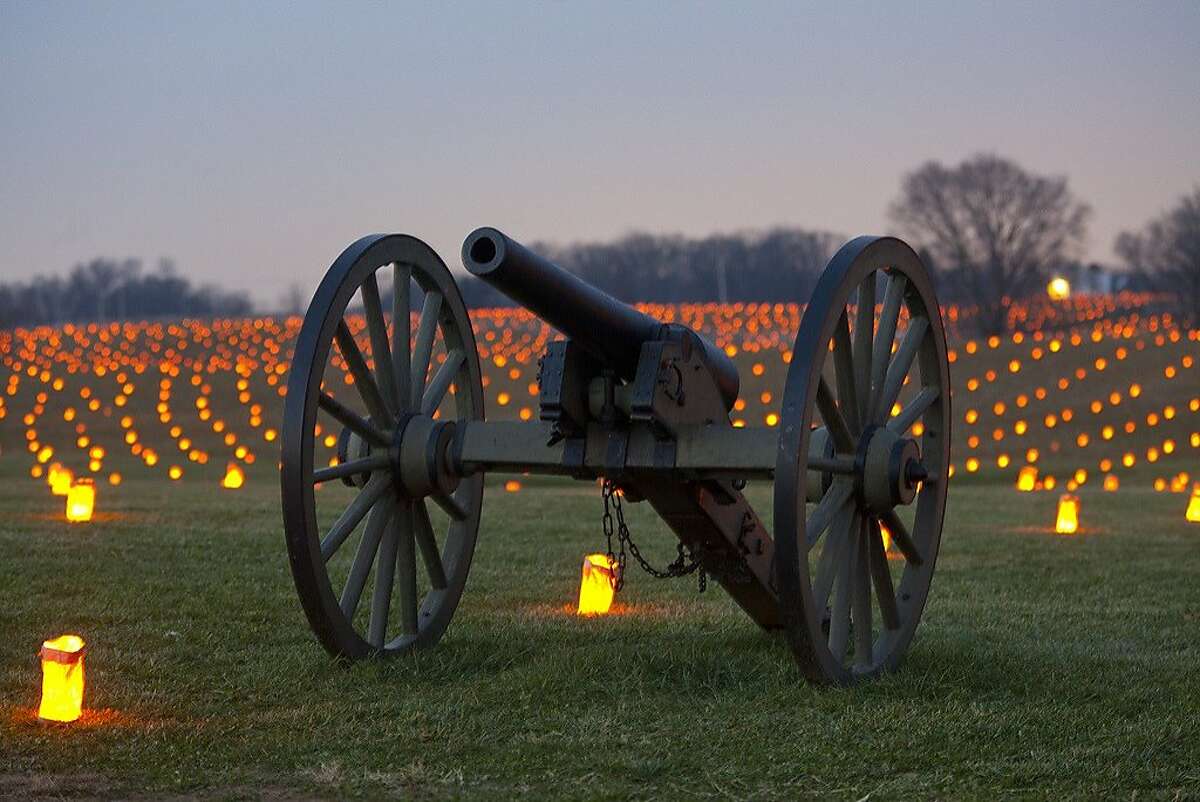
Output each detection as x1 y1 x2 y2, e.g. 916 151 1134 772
463 227 739 411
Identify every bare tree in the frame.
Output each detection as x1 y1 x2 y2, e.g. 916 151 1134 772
1115 187 1200 323
890 154 1091 334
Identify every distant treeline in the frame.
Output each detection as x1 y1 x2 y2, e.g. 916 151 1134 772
6 171 1194 333
457 227 843 308
0 258 253 329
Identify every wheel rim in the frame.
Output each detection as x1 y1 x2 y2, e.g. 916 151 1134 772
281 234 484 659
774 236 951 684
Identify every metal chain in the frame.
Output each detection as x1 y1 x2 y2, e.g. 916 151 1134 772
602 479 706 593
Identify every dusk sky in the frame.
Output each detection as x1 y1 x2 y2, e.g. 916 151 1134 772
2 1 1197 307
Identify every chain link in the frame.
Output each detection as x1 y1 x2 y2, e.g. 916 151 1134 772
602 479 706 593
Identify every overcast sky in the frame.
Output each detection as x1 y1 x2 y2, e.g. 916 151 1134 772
2 1 1197 306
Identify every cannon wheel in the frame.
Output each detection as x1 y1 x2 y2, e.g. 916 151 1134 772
774 236 951 684
282 234 484 660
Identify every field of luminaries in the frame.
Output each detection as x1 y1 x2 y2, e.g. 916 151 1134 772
4 293 1196 512
1 292 1197 798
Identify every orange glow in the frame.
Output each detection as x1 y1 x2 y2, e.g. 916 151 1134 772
1185 488 1200 523
1047 277 1071 300
66 480 95 523
38 634 86 723
504 480 522 492
1055 494 1080 535
221 463 245 489
49 464 74 496
877 522 903 559
1103 474 1119 492
2 295 1190 510
577 553 617 615
1016 466 1037 492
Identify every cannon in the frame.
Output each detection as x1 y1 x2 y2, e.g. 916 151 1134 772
281 227 950 684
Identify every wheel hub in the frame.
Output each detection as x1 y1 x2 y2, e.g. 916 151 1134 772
857 425 924 512
336 414 460 500
392 414 461 501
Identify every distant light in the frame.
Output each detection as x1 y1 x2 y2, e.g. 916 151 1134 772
1047 277 1071 301
1187 487 1200 523
66 480 95 523
221 463 245 489
48 464 74 496
1016 466 1038 492
1055 494 1080 534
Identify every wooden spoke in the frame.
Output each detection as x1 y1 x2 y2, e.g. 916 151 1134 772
395 501 419 636
313 453 391 484
422 348 465 415
392 264 412 414
360 273 398 416
832 311 860 435
368 499 400 647
852 274 876 424
413 501 448 589
887 387 939 435
339 496 393 619
867 518 900 631
319 473 392 561
431 488 468 521
318 392 389 447
335 320 391 424
852 517 873 669
410 291 443 408
869 273 907 418
806 479 854 548
879 508 923 566
816 376 855 453
874 316 928 425
828 508 860 660
814 507 854 612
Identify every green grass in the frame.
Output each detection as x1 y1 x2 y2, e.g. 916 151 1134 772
1 461 1198 800
1 311 1197 797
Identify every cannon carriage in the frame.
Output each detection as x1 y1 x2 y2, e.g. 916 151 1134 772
281 227 950 684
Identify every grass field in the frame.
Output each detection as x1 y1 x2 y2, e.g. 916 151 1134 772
1 298 1198 799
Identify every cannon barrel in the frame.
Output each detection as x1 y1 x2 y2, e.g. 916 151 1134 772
462 227 739 411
